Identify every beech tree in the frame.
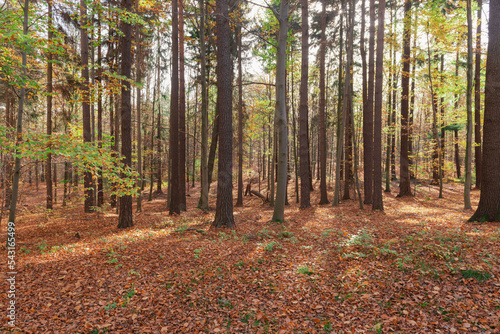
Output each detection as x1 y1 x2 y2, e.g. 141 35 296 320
170 0 180 215
469 0 500 222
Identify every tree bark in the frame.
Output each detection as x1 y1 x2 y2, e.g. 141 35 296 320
117 0 133 228
372 0 385 211
81 0 94 212
464 0 473 210
299 0 311 209
363 0 375 205
236 17 244 207
212 0 235 228
398 0 412 197
318 0 328 204
179 0 187 210
46 0 53 210
271 0 289 223
469 0 500 222
474 0 482 189
169 0 180 215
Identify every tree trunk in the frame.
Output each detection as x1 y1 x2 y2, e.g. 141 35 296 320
363 0 375 205
372 0 385 211
179 0 187 210
97 11 104 207
212 0 235 228
117 0 133 228
474 0 482 189
46 0 53 210
464 0 473 209
236 18 244 207
469 0 500 222
272 0 289 222
136 22 143 212
8 0 28 228
318 0 328 204
398 0 412 196
169 0 180 215
81 0 94 212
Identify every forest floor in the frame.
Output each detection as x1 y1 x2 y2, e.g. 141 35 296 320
1 180 499 333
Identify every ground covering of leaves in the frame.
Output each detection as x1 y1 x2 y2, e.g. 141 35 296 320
1 181 499 333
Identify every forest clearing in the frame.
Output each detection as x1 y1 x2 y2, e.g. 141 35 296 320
1 181 499 333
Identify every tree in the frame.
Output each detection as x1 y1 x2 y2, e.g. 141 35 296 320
198 0 209 211
179 0 187 211
469 0 500 222
81 0 94 213
372 0 385 211
7 0 29 227
398 0 412 197
117 0 133 228
46 0 53 210
271 0 289 223
464 0 473 210
318 0 328 205
299 0 311 209
473 0 482 189
236 10 244 208
170 0 180 215
212 0 235 228
363 0 375 205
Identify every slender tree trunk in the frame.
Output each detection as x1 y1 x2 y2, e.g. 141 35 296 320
179 0 187 210
474 0 482 189
81 0 94 212
7 0 29 228
117 0 133 228
464 0 473 209
169 0 180 215
372 0 386 211
318 0 328 204
212 0 235 228
363 0 375 205
236 19 244 207
97 11 104 207
399 0 412 196
46 0 53 210
198 0 209 210
136 25 143 212
409 11 417 180
155 57 163 195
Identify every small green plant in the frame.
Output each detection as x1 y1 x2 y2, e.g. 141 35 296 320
260 241 281 251
194 248 203 259
279 230 294 239
460 269 492 282
36 241 48 254
217 298 234 309
20 246 30 254
104 302 117 311
324 320 332 333
129 269 140 276
235 260 245 268
297 265 314 275
174 225 188 233
218 232 229 240
301 245 313 250
258 228 271 239
49 245 60 254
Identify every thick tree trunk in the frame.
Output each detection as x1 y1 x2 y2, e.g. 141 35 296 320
136 26 143 212
117 0 133 228
372 0 385 211
169 0 180 215
469 0 500 222
212 0 235 228
272 0 289 222
398 0 412 197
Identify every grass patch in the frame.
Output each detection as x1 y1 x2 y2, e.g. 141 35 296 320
460 269 492 282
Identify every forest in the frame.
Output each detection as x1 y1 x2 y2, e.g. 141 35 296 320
1 0 499 332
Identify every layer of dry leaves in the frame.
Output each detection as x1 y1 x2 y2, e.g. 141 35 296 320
1 180 499 333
